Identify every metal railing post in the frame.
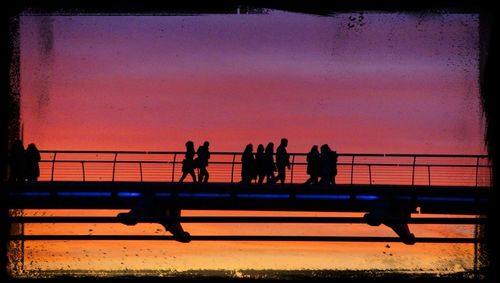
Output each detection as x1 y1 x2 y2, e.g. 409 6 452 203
139 162 143 182
427 165 431 186
50 152 57 181
290 154 295 184
231 154 236 184
475 157 479 188
411 156 416 186
81 162 85 182
171 153 177 182
368 165 372 185
350 156 355 185
111 153 118 182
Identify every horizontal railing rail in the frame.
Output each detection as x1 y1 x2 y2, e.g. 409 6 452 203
8 235 481 244
36 150 492 187
10 216 487 224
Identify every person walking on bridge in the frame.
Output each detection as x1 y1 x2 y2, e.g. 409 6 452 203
255 144 266 185
319 144 337 186
241 144 256 185
25 143 41 182
197 141 210 184
264 142 276 184
274 138 290 186
179 141 196 183
305 145 320 185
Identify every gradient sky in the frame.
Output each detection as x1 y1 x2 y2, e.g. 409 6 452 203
20 11 485 154
17 11 485 276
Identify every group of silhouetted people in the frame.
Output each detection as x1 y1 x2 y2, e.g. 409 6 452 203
240 139 337 186
178 141 210 184
241 138 291 186
305 144 338 185
177 138 338 186
8 139 41 183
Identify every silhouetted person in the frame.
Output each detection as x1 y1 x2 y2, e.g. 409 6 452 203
25 143 41 182
197 141 210 184
9 139 25 183
179 141 197 183
274 138 290 186
305 145 320 185
255 144 266 185
241 144 255 185
319 144 333 185
264 142 276 184
194 145 203 182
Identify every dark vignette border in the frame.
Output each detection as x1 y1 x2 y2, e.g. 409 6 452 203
1 1 498 283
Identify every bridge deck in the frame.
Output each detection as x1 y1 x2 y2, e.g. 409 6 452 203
6 181 490 215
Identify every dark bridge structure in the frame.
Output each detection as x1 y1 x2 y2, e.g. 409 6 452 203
6 150 492 246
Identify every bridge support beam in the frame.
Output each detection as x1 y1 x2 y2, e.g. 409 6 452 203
363 196 416 245
116 192 191 243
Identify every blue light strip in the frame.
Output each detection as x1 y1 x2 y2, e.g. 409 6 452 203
178 193 231 198
416 197 475 202
356 195 380 201
117 192 142 197
295 194 350 200
10 192 51 197
236 194 289 199
57 192 112 197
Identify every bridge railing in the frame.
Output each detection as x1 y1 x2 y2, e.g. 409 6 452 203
37 151 492 187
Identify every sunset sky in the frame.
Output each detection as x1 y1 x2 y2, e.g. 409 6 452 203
16 11 485 276
20 11 484 154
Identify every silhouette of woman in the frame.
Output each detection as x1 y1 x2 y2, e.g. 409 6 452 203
25 143 41 182
264 142 276 184
255 144 266 185
319 144 333 185
305 145 320 185
197 141 210 184
179 141 196 183
241 144 255 185
9 139 25 183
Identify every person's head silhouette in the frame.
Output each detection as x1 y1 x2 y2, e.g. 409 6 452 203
203 141 210 148
280 138 288 147
257 144 264 154
27 143 38 152
310 145 318 153
265 142 274 153
320 144 331 154
185 141 194 151
244 144 253 154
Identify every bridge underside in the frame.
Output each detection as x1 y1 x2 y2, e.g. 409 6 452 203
5 181 489 215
